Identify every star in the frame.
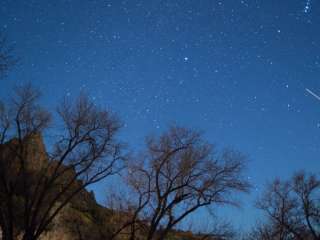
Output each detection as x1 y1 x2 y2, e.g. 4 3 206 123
1 0 320 232
304 0 312 13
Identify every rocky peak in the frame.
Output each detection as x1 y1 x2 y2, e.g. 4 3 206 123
0 133 48 172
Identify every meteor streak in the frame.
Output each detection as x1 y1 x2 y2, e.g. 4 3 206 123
306 88 320 101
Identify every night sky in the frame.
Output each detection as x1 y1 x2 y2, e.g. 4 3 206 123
1 0 320 231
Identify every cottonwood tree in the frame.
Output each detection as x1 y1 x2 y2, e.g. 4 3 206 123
109 126 250 240
255 172 320 240
0 85 124 240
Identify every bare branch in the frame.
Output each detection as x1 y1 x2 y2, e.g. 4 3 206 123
254 172 320 240
0 85 124 240
109 126 249 240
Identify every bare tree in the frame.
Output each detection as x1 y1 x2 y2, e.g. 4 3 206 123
109 126 250 240
245 222 278 240
255 172 320 240
0 84 124 240
292 172 320 240
256 179 300 240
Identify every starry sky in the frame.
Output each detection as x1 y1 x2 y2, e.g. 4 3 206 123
1 0 320 231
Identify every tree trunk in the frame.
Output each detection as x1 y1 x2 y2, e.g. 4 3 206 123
146 227 156 240
22 230 37 240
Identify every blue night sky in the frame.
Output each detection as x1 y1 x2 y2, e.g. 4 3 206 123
1 0 320 231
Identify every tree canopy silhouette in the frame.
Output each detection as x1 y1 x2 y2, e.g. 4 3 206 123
0 85 124 240
108 126 250 240
252 171 320 240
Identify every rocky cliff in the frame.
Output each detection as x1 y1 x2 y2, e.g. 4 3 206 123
0 134 112 240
